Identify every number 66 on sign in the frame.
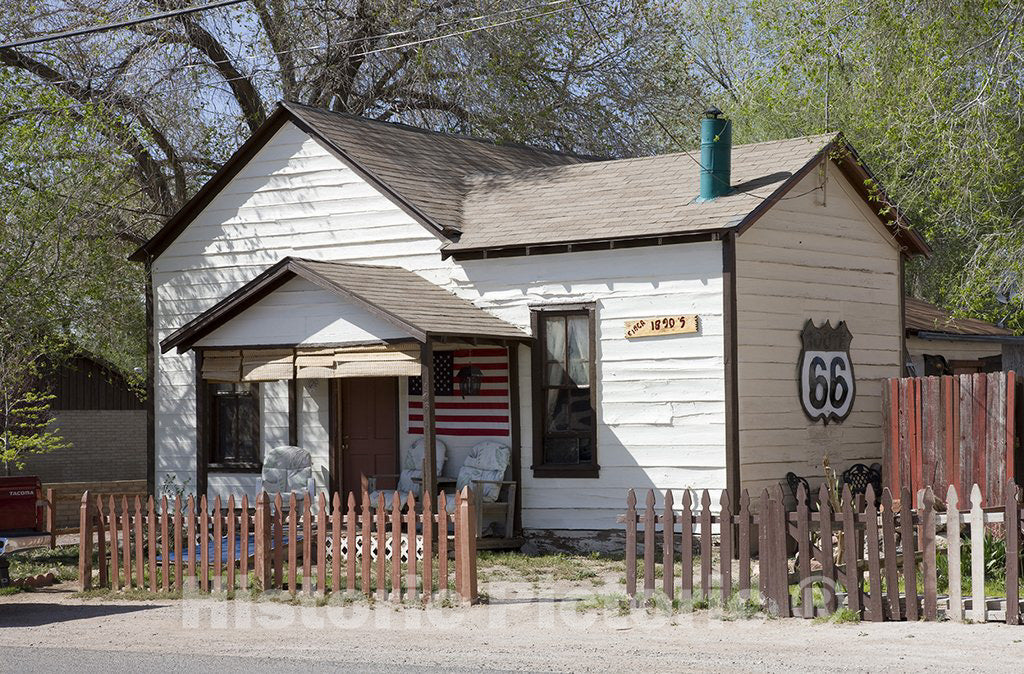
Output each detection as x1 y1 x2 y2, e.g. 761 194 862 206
798 319 856 424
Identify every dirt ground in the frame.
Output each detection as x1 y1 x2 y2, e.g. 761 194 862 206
2 553 1023 672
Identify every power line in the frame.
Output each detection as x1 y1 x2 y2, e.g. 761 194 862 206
17 0 585 89
0 0 248 50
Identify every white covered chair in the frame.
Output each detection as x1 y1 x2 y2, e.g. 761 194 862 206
261 445 315 506
455 441 515 539
367 437 447 508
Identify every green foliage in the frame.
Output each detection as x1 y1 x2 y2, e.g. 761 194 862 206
0 388 70 474
937 529 1020 594
814 607 860 624
678 0 1024 328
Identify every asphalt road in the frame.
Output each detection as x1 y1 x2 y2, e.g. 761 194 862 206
3 646 517 674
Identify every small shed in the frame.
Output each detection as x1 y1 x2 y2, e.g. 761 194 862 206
905 297 1024 375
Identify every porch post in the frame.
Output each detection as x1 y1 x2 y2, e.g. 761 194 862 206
421 338 437 500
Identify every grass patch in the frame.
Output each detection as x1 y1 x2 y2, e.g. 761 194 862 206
478 551 618 583
9 545 80 581
0 586 25 596
814 607 860 624
576 593 632 615
71 587 183 601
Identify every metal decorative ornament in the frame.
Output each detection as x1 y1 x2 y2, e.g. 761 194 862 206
798 319 855 424
456 365 483 398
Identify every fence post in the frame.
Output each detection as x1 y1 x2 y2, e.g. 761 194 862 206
945 485 962 622
625 489 637 602
456 486 478 604
46 488 56 549
645 489 657 602
254 491 270 591
95 495 108 589
920 487 937 621
78 490 92 591
771 485 791 617
662 490 674 601
970 484 985 622
1006 480 1020 625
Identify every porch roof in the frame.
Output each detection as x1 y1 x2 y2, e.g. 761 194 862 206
161 257 529 353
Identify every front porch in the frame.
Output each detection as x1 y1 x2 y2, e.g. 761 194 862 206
160 257 531 546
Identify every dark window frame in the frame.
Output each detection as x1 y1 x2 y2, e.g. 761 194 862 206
531 305 599 478
206 381 262 472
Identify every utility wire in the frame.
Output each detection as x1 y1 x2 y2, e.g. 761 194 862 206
0 0 249 50
17 0 586 89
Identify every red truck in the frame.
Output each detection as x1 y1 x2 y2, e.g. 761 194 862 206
0 476 51 587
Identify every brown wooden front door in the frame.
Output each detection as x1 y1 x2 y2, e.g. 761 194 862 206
338 377 398 497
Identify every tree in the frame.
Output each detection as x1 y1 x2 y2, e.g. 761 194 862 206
0 337 72 475
0 0 700 371
677 0 1024 329
0 388 70 476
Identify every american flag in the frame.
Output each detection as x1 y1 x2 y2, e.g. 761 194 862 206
408 348 510 437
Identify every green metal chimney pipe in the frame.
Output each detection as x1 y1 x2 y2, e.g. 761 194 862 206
698 106 731 202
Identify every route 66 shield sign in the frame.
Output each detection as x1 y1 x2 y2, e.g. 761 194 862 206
798 319 855 424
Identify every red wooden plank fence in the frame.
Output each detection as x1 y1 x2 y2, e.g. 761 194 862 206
78 487 479 604
883 372 1019 506
622 482 1024 623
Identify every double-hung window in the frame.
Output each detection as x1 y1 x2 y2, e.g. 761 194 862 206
532 307 598 477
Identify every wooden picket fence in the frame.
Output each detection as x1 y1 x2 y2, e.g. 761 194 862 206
78 488 478 603
622 481 1024 623
882 372 1019 506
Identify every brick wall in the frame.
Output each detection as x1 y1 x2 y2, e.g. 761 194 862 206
10 410 147 483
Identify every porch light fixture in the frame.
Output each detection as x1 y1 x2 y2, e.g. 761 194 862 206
457 366 484 397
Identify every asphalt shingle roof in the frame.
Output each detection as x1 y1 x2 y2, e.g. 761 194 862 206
284 101 589 233
449 135 837 251
905 297 1012 337
288 258 528 340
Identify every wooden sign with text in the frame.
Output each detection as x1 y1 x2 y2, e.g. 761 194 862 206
624 314 699 339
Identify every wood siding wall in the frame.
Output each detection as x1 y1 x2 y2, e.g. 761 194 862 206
462 244 726 530
734 166 903 494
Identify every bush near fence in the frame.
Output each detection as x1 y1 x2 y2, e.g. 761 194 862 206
77 487 479 604
621 480 1024 624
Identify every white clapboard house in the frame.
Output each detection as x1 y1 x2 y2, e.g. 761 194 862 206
132 102 929 544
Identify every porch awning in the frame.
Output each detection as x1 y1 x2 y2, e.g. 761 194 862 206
202 345 423 381
160 256 529 354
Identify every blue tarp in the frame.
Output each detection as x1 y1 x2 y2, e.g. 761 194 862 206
157 533 300 563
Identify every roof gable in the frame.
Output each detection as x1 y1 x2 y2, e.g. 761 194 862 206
161 257 528 353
